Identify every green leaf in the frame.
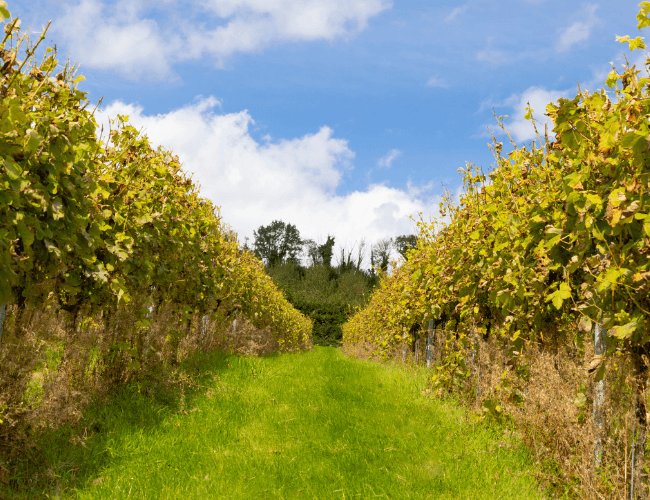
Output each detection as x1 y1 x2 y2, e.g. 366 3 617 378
17 220 34 248
116 287 131 304
135 214 153 225
616 35 646 50
605 70 619 88
608 188 626 208
558 282 571 300
597 267 630 293
4 157 22 180
24 129 43 154
564 172 585 189
610 320 638 340
524 104 533 121
0 1 10 20
546 282 571 310
638 2 650 29
585 193 602 208
621 131 648 153
544 233 561 250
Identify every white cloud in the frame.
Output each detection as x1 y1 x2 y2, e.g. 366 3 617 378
53 0 391 78
58 0 174 79
97 98 430 265
502 86 569 142
444 5 468 23
426 75 447 88
377 148 401 169
556 4 598 53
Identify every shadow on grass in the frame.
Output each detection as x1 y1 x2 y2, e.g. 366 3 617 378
1 349 235 499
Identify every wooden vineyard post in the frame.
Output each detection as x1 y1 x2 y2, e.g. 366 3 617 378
200 315 209 336
593 322 606 469
630 351 648 499
472 330 481 401
426 320 434 368
414 338 420 364
0 304 5 341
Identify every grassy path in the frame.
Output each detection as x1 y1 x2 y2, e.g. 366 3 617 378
8 347 542 498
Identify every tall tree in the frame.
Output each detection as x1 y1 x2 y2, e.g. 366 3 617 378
253 220 302 267
337 241 365 272
371 238 393 272
304 235 335 268
394 234 418 258
318 236 335 268
304 239 320 267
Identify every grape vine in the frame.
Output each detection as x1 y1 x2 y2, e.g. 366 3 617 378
0 8 311 351
344 5 649 384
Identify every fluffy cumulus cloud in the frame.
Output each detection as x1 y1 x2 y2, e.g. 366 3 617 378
53 0 391 78
97 99 429 265
556 4 599 53
57 0 174 79
503 86 569 142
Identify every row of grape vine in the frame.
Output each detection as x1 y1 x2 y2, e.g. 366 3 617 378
0 8 311 350
343 5 649 494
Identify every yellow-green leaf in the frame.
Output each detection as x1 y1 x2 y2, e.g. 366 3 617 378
0 1 10 20
4 157 22 180
610 320 638 340
616 35 646 50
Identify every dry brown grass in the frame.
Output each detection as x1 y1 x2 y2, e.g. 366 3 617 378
340 339 381 361
471 336 648 498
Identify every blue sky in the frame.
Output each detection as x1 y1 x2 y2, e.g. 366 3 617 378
10 1 644 261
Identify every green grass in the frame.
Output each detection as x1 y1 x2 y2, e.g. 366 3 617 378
5 347 542 498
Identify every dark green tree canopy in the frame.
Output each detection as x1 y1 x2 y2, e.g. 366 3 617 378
305 235 336 268
254 221 376 346
394 234 418 258
371 238 393 272
318 236 336 268
253 220 303 267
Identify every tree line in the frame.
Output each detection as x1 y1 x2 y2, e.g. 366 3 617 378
249 220 416 344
